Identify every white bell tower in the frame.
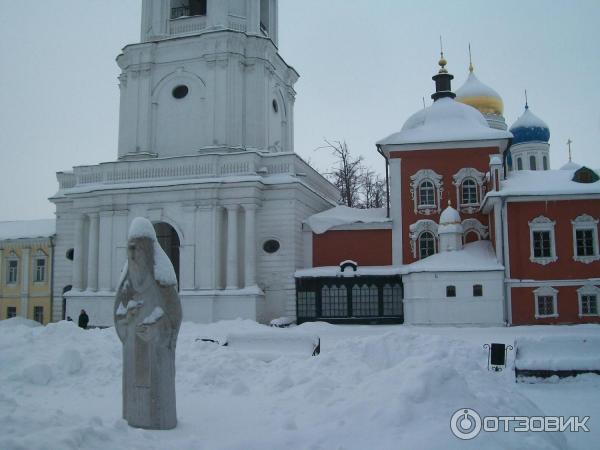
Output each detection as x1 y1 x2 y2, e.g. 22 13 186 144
118 0 296 159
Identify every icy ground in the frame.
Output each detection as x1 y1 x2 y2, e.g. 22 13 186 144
0 319 598 450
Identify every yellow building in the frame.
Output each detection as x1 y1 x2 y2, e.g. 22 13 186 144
0 220 55 324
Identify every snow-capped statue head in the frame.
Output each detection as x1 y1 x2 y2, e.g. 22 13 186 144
123 217 177 288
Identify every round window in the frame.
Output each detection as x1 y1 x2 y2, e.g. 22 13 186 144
172 85 189 99
272 99 278 113
66 248 74 261
263 239 280 254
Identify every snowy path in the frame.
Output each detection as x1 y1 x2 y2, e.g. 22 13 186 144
0 319 598 450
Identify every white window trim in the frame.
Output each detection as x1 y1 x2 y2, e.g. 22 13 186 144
462 218 489 241
409 220 438 258
6 251 18 285
571 214 600 264
410 169 443 215
452 168 485 214
529 216 558 265
533 286 559 319
577 285 600 317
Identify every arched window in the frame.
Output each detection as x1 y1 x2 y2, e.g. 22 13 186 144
171 0 207 19
517 157 523 171
418 181 435 207
543 156 548 170
461 179 478 205
351 284 379 317
529 155 537 170
321 285 347 317
419 232 436 259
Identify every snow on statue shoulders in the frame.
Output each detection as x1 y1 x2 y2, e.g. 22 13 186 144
114 217 182 430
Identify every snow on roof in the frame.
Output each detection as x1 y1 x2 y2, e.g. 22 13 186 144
296 241 502 277
487 168 600 198
0 219 55 241
407 241 502 273
305 206 390 234
377 97 512 146
560 160 582 170
455 72 502 100
510 107 549 131
295 265 405 278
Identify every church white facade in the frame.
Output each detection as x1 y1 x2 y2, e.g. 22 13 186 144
51 0 338 326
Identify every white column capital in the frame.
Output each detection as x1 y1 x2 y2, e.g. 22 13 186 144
99 210 114 218
242 203 259 211
225 204 240 212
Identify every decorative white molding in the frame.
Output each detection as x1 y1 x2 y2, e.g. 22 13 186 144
452 167 485 214
571 214 600 264
410 169 443 215
533 285 559 318
577 284 600 317
528 216 558 265
461 218 489 240
409 220 438 258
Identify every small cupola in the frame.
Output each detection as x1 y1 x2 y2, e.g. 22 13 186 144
438 202 463 252
431 51 456 102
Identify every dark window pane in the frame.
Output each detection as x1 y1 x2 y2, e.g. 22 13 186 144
533 231 551 258
446 285 456 297
419 232 435 259
473 284 483 297
576 229 595 256
537 295 554 316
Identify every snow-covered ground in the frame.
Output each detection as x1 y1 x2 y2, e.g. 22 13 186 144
0 318 598 450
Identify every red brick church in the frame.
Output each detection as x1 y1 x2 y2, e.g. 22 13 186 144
296 55 600 326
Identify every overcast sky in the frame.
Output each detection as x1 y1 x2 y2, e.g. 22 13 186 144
1 0 599 221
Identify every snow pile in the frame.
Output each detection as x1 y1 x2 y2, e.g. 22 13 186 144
0 316 42 329
222 330 319 361
0 320 590 449
123 217 178 287
305 206 390 234
0 219 55 240
516 336 600 371
407 240 502 272
377 97 512 146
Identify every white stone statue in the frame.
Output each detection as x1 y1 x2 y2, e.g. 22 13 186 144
114 217 182 430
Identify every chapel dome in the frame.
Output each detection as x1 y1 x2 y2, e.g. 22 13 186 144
439 203 461 225
455 71 504 116
509 106 550 145
377 97 512 146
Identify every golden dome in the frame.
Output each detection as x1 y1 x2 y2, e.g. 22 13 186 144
455 71 504 116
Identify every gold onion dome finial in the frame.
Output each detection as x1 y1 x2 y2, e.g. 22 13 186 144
438 36 448 73
455 45 504 116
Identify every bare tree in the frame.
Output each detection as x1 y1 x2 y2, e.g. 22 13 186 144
318 139 363 207
316 139 387 209
360 169 387 209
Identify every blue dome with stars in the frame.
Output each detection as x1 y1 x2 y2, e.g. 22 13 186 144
509 106 550 145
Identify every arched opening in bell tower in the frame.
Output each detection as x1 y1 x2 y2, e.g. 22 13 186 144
153 222 181 287
171 0 207 19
